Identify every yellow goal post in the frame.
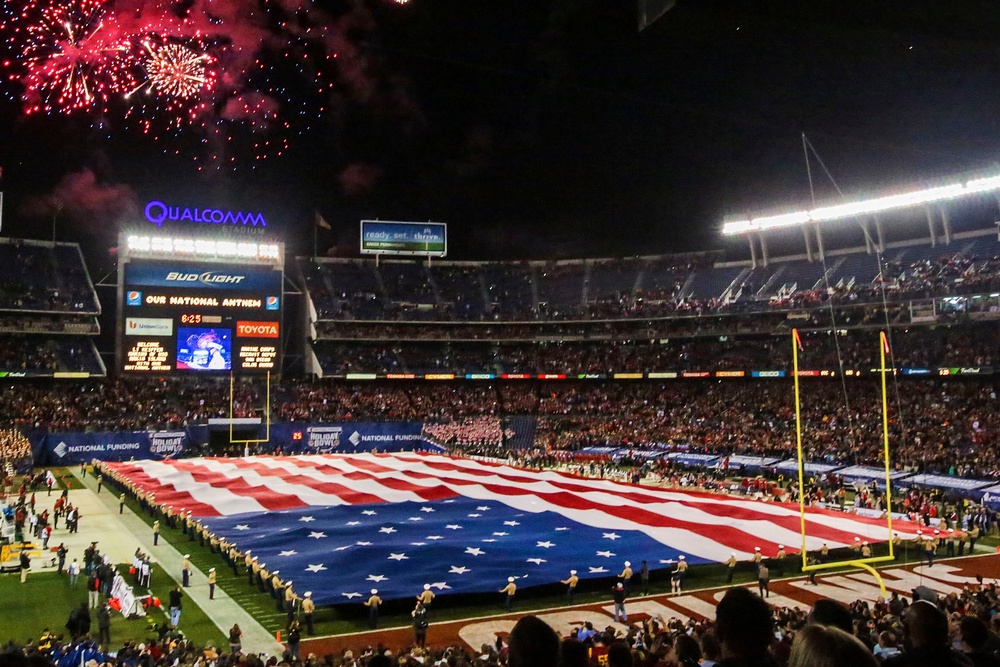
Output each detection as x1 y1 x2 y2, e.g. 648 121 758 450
792 328 896 596
228 371 272 449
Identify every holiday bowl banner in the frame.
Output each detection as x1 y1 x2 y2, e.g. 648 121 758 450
104 452 923 605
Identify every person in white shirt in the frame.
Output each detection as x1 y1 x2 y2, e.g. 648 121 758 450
68 559 81 587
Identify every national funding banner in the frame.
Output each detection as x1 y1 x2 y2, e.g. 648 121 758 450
271 422 445 454
37 430 187 464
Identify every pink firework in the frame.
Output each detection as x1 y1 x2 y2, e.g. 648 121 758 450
7 0 133 114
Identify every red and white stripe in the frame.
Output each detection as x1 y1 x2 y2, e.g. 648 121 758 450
105 452 923 563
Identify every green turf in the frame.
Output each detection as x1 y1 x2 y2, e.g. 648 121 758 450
0 563 227 649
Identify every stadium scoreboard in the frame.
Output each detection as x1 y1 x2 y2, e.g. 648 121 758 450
116 235 284 375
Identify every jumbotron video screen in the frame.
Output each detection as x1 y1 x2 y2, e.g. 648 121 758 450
116 237 284 374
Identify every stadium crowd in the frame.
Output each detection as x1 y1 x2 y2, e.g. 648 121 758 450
313 323 1000 376
304 244 1000 324
422 418 515 448
0 374 997 478
1 428 32 473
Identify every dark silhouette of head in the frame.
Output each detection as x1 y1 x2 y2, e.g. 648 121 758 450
607 641 632 667
509 616 561 667
960 616 990 652
560 638 590 667
902 600 948 650
673 634 702 665
788 624 877 667
715 587 774 659
807 599 854 634
701 631 722 662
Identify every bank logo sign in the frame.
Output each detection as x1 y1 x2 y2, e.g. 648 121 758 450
126 317 174 336
145 200 267 228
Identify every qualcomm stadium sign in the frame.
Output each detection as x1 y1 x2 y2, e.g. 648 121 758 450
145 200 267 228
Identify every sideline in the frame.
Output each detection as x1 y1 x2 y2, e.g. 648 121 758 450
73 469 285 656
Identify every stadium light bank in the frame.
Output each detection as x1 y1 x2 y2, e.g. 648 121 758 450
126 235 280 262
722 173 1000 235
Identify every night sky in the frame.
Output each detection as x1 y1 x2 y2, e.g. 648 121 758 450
2 0 1000 267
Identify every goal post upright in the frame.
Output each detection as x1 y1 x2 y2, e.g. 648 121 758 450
879 330 895 561
794 328 897 597
229 371 272 449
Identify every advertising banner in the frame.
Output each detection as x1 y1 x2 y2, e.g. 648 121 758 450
773 460 843 475
980 486 1000 510
666 452 721 466
124 262 281 291
833 466 912 484
904 474 994 497
270 422 445 454
39 430 187 464
360 220 447 256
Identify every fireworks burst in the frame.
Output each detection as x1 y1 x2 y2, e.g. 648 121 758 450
8 0 133 114
3 0 407 169
140 42 213 98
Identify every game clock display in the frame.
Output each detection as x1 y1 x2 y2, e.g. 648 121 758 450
119 260 282 374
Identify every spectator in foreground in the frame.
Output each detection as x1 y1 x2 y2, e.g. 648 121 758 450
958 616 1000 667
885 600 973 667
508 616 561 667
807 599 854 635
672 634 703 667
788 624 878 667
714 586 778 667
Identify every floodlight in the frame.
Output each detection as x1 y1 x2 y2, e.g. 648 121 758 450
128 236 150 251
195 239 217 255
723 173 1000 235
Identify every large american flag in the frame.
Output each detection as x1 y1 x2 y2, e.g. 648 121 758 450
106 453 921 605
